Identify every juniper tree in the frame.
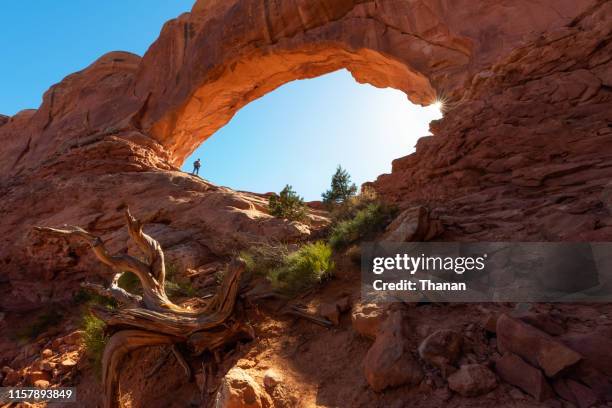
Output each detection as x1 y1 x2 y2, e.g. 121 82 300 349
322 165 357 207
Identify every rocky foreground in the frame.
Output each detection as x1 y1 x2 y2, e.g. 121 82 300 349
0 0 611 407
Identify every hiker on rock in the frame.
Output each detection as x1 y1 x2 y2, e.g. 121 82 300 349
192 158 202 176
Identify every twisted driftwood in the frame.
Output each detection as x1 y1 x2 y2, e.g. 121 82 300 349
35 209 249 408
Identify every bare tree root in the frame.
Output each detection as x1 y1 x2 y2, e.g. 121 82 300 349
35 209 248 408
103 330 179 408
144 347 171 379
172 345 192 380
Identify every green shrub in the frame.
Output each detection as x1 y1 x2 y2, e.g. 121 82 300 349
82 313 108 376
240 243 289 277
241 242 334 293
269 185 306 221
329 203 396 250
268 242 334 293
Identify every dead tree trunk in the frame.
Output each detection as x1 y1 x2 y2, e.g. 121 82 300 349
35 209 249 408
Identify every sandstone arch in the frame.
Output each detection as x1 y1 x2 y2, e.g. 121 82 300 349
0 0 596 174
132 0 595 165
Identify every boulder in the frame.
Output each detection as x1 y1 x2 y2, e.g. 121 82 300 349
40 361 57 372
61 331 83 346
552 378 577 404
59 358 77 371
566 379 599 408
569 362 612 402
383 206 443 242
562 330 612 377
495 353 554 401
447 364 497 397
262 368 295 408
534 243 600 292
496 314 581 377
351 303 384 339
318 297 349 326
215 367 272 408
262 369 283 390
481 311 499 333
364 310 423 391
418 329 463 376
554 378 600 408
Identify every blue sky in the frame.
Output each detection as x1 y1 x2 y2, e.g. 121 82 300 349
0 1 193 115
183 71 441 199
2 1 441 201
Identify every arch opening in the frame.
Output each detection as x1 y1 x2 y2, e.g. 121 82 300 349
147 46 438 166
180 68 442 200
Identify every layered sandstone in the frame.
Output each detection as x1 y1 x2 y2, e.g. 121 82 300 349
0 1 609 310
371 1 612 241
0 1 611 406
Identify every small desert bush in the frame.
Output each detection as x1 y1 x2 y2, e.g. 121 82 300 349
268 185 306 221
240 243 290 277
242 241 334 293
269 242 334 293
329 202 396 250
82 313 108 376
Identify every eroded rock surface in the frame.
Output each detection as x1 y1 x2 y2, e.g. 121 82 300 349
364 309 423 391
0 1 610 407
0 0 608 313
372 1 612 242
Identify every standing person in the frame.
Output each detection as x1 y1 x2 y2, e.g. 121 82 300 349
192 158 202 176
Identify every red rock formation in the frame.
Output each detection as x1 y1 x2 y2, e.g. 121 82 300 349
0 0 609 320
371 1 612 242
1 3 611 406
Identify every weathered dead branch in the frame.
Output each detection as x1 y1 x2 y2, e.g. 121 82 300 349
35 208 247 408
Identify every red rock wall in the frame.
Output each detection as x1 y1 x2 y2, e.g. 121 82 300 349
371 1 612 241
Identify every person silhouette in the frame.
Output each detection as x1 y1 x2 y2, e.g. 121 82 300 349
192 158 201 176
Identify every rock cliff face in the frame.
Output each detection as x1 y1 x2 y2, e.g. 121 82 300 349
0 0 610 315
371 1 612 241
